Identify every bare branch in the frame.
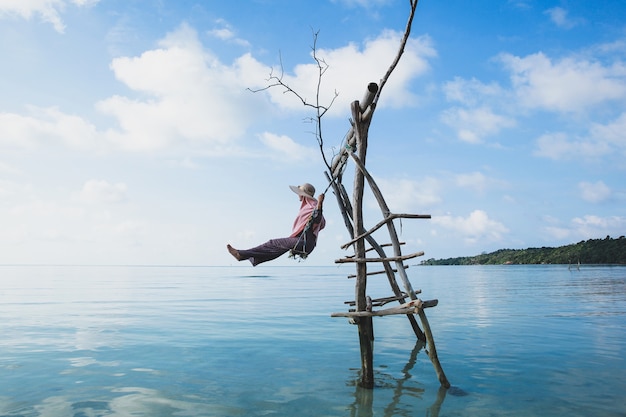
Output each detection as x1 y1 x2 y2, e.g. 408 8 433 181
373 0 419 106
248 29 338 172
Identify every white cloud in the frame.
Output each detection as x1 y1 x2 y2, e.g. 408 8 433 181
579 181 612 203
96 23 271 152
432 210 509 244
0 0 99 33
544 7 583 29
209 27 235 41
441 106 515 144
258 132 318 163
589 112 626 156
0 179 29 198
0 162 21 175
376 177 442 212
544 226 571 240
596 40 626 55
508 0 531 10
165 157 201 170
500 52 626 113
0 25 435 156
440 78 515 144
265 30 436 114
207 19 250 47
1 191 150 263
455 171 507 194
0 107 100 151
543 214 626 241
442 50 626 152
331 0 393 8
534 112 626 162
534 132 610 160
443 77 505 107
6 198 85 242
77 180 127 204
571 215 626 238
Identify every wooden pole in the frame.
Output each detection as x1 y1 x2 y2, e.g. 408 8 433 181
417 309 451 388
351 99 374 388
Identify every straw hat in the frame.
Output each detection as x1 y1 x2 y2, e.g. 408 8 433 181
289 183 316 200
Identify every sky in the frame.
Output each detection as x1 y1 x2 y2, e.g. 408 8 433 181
0 0 625 266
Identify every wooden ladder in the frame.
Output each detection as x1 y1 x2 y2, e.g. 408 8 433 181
327 85 450 389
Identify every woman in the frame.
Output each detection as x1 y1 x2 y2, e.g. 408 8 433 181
227 183 326 266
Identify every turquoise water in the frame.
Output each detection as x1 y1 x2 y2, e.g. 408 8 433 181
1 264 624 416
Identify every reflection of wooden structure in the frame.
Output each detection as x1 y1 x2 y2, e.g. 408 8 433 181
327 82 450 389
349 341 449 416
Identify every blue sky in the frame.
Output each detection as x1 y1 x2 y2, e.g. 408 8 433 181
1 0 625 266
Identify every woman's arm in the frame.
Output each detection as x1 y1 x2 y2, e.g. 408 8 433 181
316 193 325 210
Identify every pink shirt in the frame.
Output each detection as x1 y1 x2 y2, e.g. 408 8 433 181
290 198 326 238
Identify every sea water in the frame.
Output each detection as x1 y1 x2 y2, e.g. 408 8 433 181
0 264 624 416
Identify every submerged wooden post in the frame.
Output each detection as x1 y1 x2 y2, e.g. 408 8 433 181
417 309 450 388
351 99 374 388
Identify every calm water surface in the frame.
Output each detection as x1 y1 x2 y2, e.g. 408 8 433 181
0 265 624 416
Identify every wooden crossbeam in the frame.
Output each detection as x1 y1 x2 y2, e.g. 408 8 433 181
340 214 430 249
343 292 422 307
365 242 404 252
335 251 424 264
344 242 405 257
346 264 408 279
331 299 439 318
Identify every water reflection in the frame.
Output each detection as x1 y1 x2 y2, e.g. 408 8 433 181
348 341 455 417
1 387 243 417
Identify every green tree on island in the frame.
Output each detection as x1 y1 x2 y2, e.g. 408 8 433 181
421 236 626 265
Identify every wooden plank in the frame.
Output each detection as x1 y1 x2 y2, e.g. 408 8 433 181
344 291 423 306
335 251 424 264
344 242 406 258
332 307 416 318
344 294 407 306
341 214 430 250
331 299 439 318
346 264 408 278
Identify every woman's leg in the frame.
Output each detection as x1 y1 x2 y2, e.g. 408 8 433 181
233 237 301 266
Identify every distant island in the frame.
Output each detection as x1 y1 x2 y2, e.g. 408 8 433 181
420 236 626 265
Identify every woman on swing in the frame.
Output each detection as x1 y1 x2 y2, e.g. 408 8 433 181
227 183 326 266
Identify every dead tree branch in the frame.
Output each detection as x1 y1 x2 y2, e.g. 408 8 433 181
372 0 419 107
248 30 338 171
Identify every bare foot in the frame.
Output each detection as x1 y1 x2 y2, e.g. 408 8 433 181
227 244 242 261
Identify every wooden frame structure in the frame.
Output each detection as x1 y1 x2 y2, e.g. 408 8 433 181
327 82 450 389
